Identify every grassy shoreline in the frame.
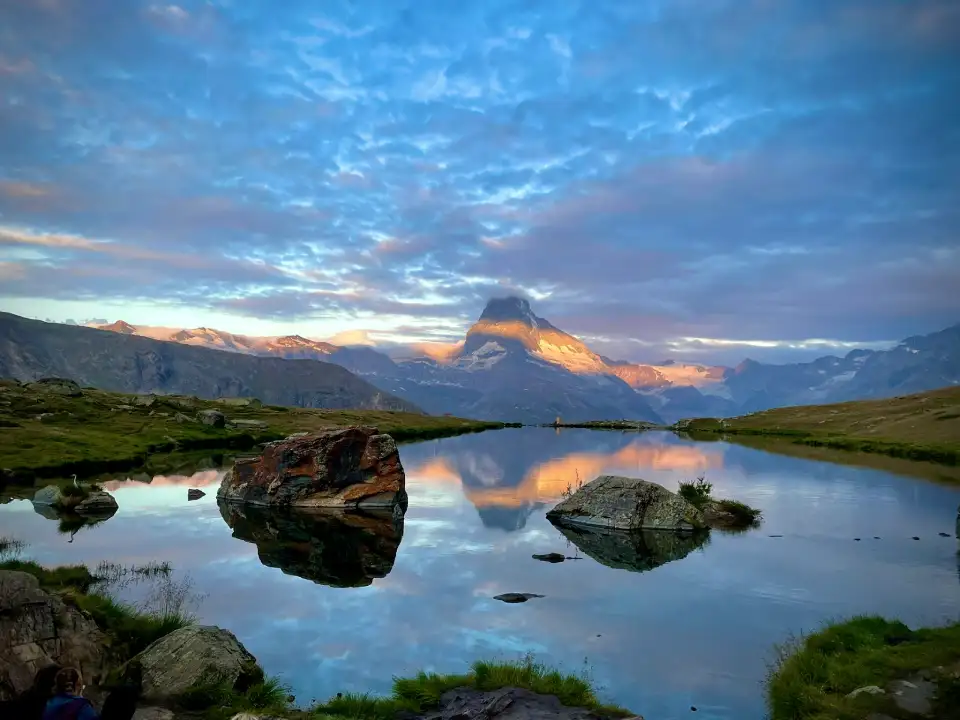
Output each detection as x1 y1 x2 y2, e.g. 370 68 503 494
546 420 664 431
0 380 508 481
766 615 960 720
0 550 633 719
675 387 960 468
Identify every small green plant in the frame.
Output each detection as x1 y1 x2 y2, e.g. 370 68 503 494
561 470 585 499
678 476 713 508
714 499 762 526
0 536 25 560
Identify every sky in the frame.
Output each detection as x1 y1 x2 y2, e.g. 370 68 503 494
0 0 958 366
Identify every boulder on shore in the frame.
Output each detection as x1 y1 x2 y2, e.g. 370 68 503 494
197 409 226 428
217 426 407 511
546 475 705 532
0 570 105 701
32 485 63 507
74 490 119 516
120 625 262 703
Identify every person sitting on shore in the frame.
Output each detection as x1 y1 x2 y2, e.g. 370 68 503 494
42 668 98 720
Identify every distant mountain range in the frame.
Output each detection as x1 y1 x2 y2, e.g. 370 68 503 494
3 299 956 423
0 312 418 412
79 297 960 423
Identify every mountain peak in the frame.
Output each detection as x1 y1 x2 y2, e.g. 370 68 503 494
101 320 137 334
479 296 538 326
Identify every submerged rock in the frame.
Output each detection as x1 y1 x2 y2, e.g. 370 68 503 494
552 522 708 573
546 475 704 531
0 570 105 701
74 490 119 516
217 426 407 511
120 625 262 704
493 593 544 603
218 502 404 587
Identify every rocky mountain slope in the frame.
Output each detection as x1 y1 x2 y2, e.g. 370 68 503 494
82 299 960 423
0 313 420 412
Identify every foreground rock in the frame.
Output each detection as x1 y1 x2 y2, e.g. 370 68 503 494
120 625 262 704
413 687 640 720
197 409 226 428
218 502 404 587
218 426 407 511
552 523 708 573
546 476 704 531
0 570 105 701
74 490 119 516
32 485 63 507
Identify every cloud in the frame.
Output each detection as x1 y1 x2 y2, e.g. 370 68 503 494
0 0 956 363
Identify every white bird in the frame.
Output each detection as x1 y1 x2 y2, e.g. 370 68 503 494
71 473 79 487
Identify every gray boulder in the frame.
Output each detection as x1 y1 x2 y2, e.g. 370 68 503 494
74 490 119 516
197 409 226 428
134 394 158 407
174 412 195 424
32 485 63 507
229 419 268 430
29 378 82 397
546 475 705 531
0 570 105 701
122 625 263 702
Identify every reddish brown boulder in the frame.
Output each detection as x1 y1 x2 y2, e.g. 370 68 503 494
217 426 406 511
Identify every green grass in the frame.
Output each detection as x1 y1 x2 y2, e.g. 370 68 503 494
678 477 713 508
0 558 97 591
677 387 960 468
178 675 291 718
312 656 632 719
767 616 960 720
0 380 508 478
713 499 763 526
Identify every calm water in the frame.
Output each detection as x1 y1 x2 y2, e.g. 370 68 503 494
2 428 959 719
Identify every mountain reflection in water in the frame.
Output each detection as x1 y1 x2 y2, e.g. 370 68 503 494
217 502 404 587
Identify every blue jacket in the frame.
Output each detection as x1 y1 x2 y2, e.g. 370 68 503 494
42 694 99 720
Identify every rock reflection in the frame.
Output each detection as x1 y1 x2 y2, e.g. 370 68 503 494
217 502 404 587
551 521 709 573
32 502 115 541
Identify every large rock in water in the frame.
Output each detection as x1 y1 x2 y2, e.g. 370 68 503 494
546 475 705 531
121 625 262 703
74 490 119 516
218 502 404 587
32 485 63 507
217 426 407 511
0 570 105 701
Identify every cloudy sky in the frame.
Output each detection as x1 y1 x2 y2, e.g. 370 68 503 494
0 0 957 365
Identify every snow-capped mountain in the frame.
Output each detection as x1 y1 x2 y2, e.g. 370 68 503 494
90 302 960 423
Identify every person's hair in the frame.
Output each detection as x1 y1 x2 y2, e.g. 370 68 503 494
53 667 83 695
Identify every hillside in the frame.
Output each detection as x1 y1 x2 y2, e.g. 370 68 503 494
0 313 419 413
0 378 505 479
678 386 960 465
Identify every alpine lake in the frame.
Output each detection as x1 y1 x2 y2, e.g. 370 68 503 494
2 427 959 720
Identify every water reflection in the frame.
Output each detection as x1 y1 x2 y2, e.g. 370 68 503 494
218 502 404 588
32 500 115 542
2 428 959 720
553 523 710 573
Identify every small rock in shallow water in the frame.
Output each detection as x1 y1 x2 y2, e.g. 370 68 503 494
494 593 544 603
938 532 950 537
874 536 881 539
532 553 566 563
854 538 861 541
912 536 920 540
768 534 783 538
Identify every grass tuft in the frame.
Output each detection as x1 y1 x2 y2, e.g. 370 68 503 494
713 499 763 525
0 558 97 591
678 476 713 509
766 615 960 720
314 655 633 719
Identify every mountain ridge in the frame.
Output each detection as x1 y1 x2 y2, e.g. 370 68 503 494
59 298 960 423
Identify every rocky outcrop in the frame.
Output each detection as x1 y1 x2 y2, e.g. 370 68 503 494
551 523 708 573
217 427 407 511
410 687 642 720
218 502 404 587
27 378 82 397
74 490 119 516
0 571 105 701
546 476 704 531
197 409 226 428
120 625 262 704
